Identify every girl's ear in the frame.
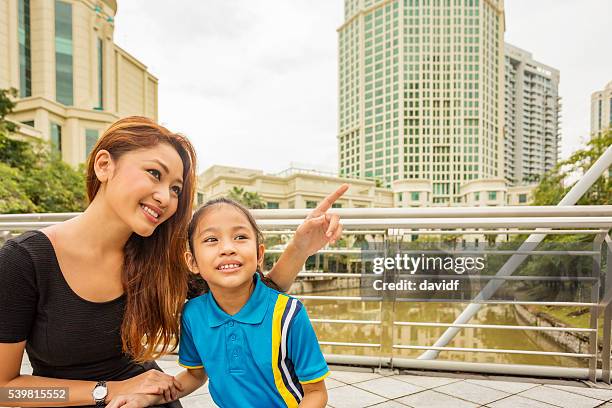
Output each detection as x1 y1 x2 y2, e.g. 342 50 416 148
184 251 200 274
93 149 114 183
256 243 265 270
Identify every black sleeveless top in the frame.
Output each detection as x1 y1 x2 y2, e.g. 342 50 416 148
0 230 182 407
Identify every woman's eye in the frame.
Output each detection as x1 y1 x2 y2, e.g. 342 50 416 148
235 235 248 240
171 186 182 196
147 169 161 180
203 237 217 243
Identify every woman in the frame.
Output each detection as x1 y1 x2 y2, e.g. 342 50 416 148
0 117 346 407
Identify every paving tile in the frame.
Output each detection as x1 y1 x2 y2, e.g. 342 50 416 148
329 370 383 384
435 381 510 405
545 384 612 402
466 378 539 394
487 395 559 408
519 385 602 408
367 401 410 407
394 374 461 389
352 377 425 399
325 377 346 389
327 385 387 408
180 393 218 408
397 389 479 408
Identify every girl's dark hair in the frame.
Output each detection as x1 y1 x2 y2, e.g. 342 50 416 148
187 197 281 297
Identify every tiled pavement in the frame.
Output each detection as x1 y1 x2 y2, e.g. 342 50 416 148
19 356 612 407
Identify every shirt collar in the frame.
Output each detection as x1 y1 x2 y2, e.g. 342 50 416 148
206 273 271 327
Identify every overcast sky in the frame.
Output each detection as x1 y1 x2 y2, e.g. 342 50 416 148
113 0 611 174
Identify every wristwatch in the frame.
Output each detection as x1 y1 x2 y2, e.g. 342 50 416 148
92 381 108 408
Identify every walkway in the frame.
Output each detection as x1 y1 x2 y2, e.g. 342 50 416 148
18 356 612 407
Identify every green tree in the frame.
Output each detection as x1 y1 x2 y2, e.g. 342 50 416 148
0 88 87 213
227 186 267 209
0 88 17 135
533 130 611 206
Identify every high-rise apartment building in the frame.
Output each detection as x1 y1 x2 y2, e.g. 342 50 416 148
591 81 612 136
0 0 158 166
503 43 560 185
338 0 505 205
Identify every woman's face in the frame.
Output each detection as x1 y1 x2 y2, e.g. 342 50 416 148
102 143 184 237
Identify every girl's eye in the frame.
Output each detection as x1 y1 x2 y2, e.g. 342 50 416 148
235 235 248 240
203 237 217 243
171 186 182 196
147 169 161 180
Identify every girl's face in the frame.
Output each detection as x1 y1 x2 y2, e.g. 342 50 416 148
99 143 184 237
188 204 264 291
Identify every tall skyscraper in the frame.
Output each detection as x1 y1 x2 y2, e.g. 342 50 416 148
591 81 612 136
504 43 560 185
0 0 158 166
338 0 505 205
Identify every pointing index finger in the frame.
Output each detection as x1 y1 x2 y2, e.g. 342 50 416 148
312 184 349 216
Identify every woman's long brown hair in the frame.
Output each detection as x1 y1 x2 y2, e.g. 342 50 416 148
86 116 196 362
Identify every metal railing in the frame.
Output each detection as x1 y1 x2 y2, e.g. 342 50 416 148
4 206 611 381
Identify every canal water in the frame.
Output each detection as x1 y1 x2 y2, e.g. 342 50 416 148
303 287 585 368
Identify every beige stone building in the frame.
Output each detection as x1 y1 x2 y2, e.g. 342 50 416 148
0 0 158 165
197 165 535 209
591 81 612 136
198 165 394 209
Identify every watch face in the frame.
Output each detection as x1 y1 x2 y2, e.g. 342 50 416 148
93 386 107 400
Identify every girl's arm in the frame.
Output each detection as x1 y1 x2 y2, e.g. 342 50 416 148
0 342 182 407
299 380 328 408
267 184 348 291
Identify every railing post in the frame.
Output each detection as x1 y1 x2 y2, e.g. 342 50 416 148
602 235 612 383
589 233 605 381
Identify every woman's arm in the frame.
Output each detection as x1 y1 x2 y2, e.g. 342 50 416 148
267 184 348 291
106 368 207 408
299 380 328 408
0 342 181 407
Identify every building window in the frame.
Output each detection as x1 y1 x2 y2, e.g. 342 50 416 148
474 192 480 201
266 202 279 209
97 37 104 110
85 129 99 158
55 1 73 105
518 193 527 204
18 0 32 98
50 122 62 153
332 203 342 208
411 192 420 201
306 200 318 209
21 120 34 127
488 191 497 200
197 192 204 205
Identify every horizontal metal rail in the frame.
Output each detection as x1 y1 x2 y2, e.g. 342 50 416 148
250 206 612 219
297 272 598 282
393 299 598 306
311 319 381 325
319 341 381 348
257 217 612 229
294 295 382 301
392 344 594 358
393 321 596 333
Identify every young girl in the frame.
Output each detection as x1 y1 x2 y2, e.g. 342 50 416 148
110 198 330 408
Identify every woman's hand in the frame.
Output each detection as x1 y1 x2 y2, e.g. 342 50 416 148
106 393 161 408
108 369 183 403
291 184 348 256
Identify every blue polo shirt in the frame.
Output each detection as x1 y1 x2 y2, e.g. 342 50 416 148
179 273 329 408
